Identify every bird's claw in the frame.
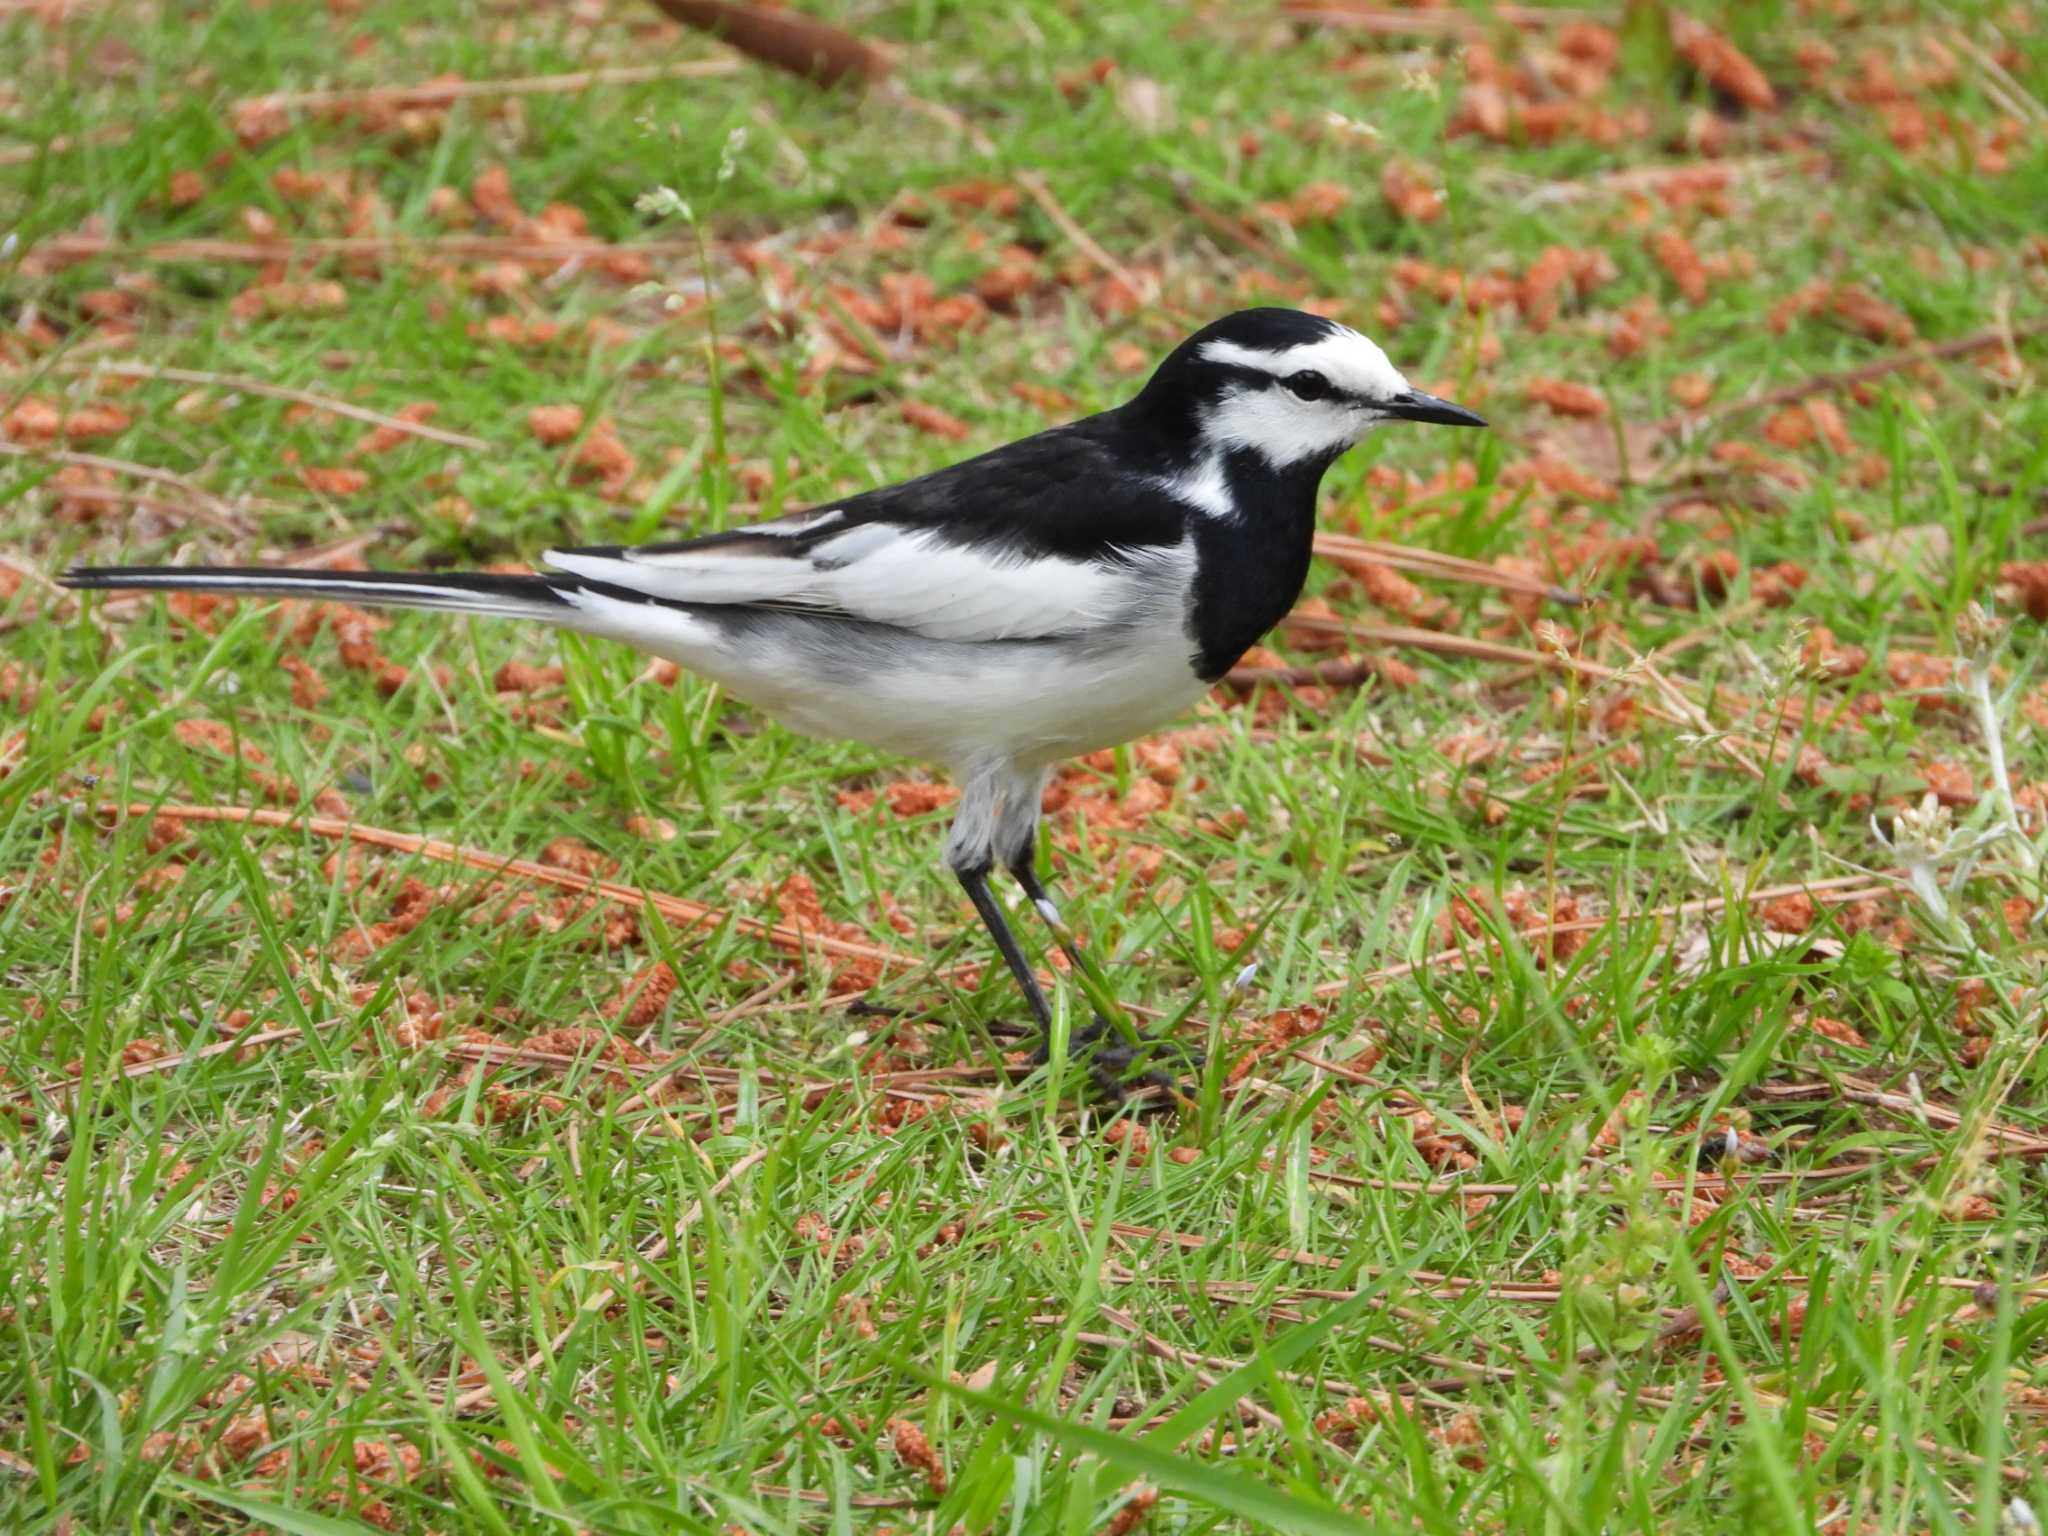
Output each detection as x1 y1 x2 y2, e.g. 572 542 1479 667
1034 1015 1204 1105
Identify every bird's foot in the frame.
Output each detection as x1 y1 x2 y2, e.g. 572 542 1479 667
1034 1016 1204 1105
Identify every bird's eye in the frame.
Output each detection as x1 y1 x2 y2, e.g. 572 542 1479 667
1284 370 1333 401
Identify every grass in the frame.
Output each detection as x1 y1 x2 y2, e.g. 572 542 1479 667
3 0 2047 1530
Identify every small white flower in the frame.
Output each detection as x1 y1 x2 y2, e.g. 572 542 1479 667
635 185 694 222
1321 111 1380 146
1399 67 1441 100
717 125 749 184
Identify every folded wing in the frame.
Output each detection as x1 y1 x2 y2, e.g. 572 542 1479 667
545 416 1194 643
545 512 1181 644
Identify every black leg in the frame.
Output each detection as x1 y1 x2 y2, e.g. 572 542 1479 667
954 862 1052 1033
1003 845 1198 1102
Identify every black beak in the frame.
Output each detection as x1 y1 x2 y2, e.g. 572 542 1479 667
1383 388 1487 428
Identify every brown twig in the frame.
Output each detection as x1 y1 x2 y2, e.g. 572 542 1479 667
1312 531 1584 607
1095 1306 1285 1431
1655 317 2048 434
0 125 132 167
632 961 791 1040
119 803 926 971
443 1041 654 1074
7 484 216 520
1014 170 1156 307
1 526 375 636
105 805 1181 1026
722 1483 918 1510
7 1028 303 1106
1670 1379 2029 1486
1313 870 1904 998
243 58 742 113
618 1060 1009 1127
1129 1261 2047 1309
1489 152 1815 208
1 63 750 168
1272 610 1770 766
639 0 889 88
1553 882 1897 941
72 362 487 449
1946 30 2048 126
1279 612 1627 681
27 234 710 268
882 91 1173 322
1225 655 1397 690
439 1038 1007 1134
613 976 799 1114
1013 1213 1346 1272
1304 1158 1891 1200
1277 1 1607 38
0 441 248 528
1095 1306 1514 1399
1625 642 1778 792
886 86 996 156
1753 1077 2048 1155
1165 176 1318 284
278 531 386 570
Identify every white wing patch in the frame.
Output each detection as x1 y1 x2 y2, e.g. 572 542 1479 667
545 524 1186 643
1152 454 1234 518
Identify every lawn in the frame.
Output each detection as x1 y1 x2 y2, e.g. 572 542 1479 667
3 0 2047 1530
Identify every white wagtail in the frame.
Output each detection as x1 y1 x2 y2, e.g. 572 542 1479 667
64 307 1484 1079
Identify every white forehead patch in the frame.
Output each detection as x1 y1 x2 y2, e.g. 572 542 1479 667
1199 327 1410 403
1192 326 1412 471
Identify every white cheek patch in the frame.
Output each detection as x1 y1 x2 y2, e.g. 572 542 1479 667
1200 385 1365 469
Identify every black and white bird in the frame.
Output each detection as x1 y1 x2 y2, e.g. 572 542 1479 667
64 307 1484 1076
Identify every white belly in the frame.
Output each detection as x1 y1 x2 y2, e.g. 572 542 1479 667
763 627 1207 769
562 587 1206 772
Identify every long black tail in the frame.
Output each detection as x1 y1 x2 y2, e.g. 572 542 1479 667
60 565 575 622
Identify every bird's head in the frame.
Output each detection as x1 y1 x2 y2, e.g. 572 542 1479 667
1131 308 1485 471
